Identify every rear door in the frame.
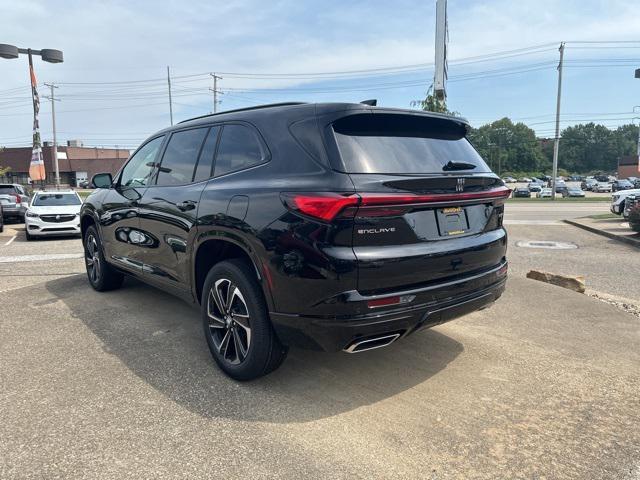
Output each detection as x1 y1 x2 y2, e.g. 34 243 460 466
325 112 509 293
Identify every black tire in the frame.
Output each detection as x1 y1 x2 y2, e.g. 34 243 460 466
83 225 124 291
25 229 33 241
202 259 287 381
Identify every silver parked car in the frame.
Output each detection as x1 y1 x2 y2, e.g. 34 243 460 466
0 184 30 221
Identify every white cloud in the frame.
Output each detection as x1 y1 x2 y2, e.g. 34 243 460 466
0 0 638 145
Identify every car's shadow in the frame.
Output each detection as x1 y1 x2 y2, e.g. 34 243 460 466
46 274 463 424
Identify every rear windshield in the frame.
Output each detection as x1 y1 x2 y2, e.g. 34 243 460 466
0 186 17 195
33 193 81 206
331 114 490 174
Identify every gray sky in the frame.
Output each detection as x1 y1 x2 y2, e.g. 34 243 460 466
1 0 639 150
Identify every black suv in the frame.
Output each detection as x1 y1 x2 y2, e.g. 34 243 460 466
81 103 509 380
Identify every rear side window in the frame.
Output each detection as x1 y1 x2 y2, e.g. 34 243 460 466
332 114 490 174
0 185 17 195
214 124 266 177
156 128 208 186
193 127 220 182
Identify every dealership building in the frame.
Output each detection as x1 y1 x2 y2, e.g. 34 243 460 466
0 141 129 187
618 155 640 179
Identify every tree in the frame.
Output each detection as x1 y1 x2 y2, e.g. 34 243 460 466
411 85 457 115
0 147 9 177
467 118 547 174
559 123 618 173
610 124 639 162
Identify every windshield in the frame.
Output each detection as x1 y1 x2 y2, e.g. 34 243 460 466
33 193 81 206
332 114 490 174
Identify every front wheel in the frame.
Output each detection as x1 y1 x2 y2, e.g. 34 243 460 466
202 259 287 381
83 225 124 291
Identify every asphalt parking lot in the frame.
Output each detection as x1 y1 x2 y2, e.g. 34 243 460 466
1 205 639 479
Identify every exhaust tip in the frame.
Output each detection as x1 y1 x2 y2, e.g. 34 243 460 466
343 332 401 353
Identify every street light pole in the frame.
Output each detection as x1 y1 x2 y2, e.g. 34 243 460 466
210 73 222 113
551 42 565 201
167 66 173 126
43 83 60 188
0 43 63 188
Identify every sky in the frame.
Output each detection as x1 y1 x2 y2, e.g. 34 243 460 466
1 0 639 150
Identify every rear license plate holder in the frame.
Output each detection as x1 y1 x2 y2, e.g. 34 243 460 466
436 206 469 237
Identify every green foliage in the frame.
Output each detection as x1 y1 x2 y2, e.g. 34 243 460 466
412 94 455 115
466 119 638 175
0 147 10 177
467 118 548 175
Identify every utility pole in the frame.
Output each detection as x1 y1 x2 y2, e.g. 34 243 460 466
210 73 222 113
43 82 60 188
167 66 173 125
551 42 565 200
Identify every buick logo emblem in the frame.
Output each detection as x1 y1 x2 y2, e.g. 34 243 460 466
55 214 60 220
456 178 465 192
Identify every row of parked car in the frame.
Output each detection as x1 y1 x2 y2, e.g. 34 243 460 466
0 183 82 239
510 177 586 198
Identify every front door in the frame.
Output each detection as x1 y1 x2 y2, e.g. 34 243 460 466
137 126 218 292
99 135 165 274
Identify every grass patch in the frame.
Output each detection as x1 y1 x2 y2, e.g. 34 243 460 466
78 190 93 199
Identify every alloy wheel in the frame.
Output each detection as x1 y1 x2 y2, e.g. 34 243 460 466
85 234 101 284
207 278 252 365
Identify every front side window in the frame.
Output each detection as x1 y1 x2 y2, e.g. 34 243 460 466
33 193 81 206
119 136 164 188
156 128 209 186
214 124 266 177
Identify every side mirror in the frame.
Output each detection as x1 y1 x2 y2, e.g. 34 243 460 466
92 173 113 189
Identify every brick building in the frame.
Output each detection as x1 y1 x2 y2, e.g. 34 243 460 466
0 142 129 187
618 155 640 179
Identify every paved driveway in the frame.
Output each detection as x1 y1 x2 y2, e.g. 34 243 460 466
0 212 639 479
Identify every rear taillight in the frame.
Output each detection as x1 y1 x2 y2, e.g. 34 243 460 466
280 187 511 222
14 194 21 204
280 193 359 221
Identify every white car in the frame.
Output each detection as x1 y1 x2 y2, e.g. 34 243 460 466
611 188 640 217
25 190 83 240
593 182 612 193
537 188 553 198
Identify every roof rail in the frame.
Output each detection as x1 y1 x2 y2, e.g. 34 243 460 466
177 102 307 124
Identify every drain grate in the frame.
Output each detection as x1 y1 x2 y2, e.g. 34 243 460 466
515 240 578 250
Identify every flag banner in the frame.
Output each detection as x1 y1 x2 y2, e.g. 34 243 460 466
29 63 45 182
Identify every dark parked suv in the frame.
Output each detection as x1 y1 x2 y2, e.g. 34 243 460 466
81 102 509 380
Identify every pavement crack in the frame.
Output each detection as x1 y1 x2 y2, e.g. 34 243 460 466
587 292 640 318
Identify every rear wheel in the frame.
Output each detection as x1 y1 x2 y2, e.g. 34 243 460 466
84 225 124 291
202 259 287 381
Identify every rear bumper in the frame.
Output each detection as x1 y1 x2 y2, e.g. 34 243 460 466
270 262 507 352
1 205 26 218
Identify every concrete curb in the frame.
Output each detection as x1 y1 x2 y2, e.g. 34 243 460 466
563 218 640 249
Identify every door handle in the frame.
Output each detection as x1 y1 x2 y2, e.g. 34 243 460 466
177 200 196 211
